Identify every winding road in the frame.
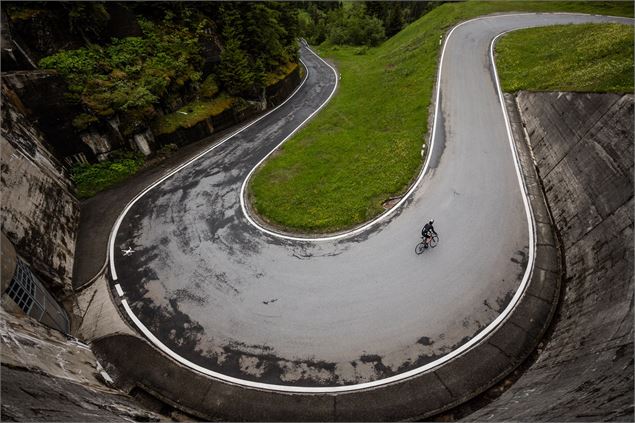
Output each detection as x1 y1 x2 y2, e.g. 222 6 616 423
108 13 632 393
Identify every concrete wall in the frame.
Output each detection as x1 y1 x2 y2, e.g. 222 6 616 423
466 92 633 421
0 308 162 421
1 83 79 297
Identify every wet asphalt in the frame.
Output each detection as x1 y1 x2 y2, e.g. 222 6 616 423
111 15 632 388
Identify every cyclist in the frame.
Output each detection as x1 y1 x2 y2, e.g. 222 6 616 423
421 219 437 248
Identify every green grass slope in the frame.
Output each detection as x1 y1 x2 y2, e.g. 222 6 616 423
249 1 633 233
496 23 634 92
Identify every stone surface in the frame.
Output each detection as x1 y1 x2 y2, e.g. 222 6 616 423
464 92 634 422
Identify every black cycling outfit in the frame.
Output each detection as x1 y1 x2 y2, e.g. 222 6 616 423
421 223 436 239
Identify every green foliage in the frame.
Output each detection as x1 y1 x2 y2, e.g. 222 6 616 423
326 4 386 46
72 113 99 130
265 62 298 86
298 1 440 47
39 47 101 90
249 1 634 233
153 96 235 135
38 3 302 137
496 23 634 93
218 35 255 95
216 2 301 94
39 17 203 127
364 1 440 37
157 143 178 156
72 152 144 198
5 5 42 21
296 1 341 44
199 75 220 98
64 2 110 39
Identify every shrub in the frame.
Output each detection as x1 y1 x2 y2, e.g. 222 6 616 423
39 17 204 125
199 75 219 98
72 151 144 198
72 113 99 130
326 5 386 47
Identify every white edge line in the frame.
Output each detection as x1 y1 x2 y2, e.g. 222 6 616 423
115 284 124 297
114 15 533 394
237 19 474 242
112 13 632 393
239 12 633 242
238 45 340 240
108 56 311 281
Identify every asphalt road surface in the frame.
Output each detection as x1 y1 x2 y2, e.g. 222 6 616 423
111 14 631 390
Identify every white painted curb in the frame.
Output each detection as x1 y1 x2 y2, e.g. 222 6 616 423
108 13 632 393
108 55 311 281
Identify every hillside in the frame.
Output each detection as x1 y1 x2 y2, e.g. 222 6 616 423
2 2 301 197
249 1 634 233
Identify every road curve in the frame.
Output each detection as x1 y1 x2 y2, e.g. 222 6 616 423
109 13 632 393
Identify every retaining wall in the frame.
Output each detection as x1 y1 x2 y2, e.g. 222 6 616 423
154 66 303 147
466 92 634 421
0 308 161 421
1 83 79 297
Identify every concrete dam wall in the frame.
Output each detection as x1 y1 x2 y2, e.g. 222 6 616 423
467 92 634 421
1 83 79 298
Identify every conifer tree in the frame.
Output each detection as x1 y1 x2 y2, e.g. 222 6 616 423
218 25 254 95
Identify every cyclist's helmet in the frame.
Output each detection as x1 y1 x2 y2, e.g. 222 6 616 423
429 219 434 224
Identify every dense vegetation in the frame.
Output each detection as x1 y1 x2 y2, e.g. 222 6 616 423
496 23 634 93
249 1 634 233
36 2 300 136
17 2 301 197
298 1 440 47
72 151 145 199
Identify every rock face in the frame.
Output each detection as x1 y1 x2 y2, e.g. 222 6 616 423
1 83 79 298
465 92 634 421
1 71 91 162
0 308 161 422
1 5 302 166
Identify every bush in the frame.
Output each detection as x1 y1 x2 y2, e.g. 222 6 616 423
326 5 386 47
72 151 145 198
39 17 204 125
199 75 219 98
72 113 99 130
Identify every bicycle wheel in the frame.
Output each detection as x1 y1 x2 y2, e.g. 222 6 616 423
415 242 426 255
429 235 439 248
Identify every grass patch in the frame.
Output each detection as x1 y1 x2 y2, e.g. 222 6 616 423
249 1 633 233
266 62 299 86
496 23 634 92
152 95 235 135
72 152 145 199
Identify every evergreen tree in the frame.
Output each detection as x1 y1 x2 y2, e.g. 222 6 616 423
218 26 254 95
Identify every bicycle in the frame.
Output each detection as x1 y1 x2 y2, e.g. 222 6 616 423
415 233 439 255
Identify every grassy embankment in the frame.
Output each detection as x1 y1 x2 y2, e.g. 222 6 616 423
249 1 633 233
496 23 634 92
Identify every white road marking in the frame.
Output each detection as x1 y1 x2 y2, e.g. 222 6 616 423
109 13 632 393
115 284 124 297
108 55 311 281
